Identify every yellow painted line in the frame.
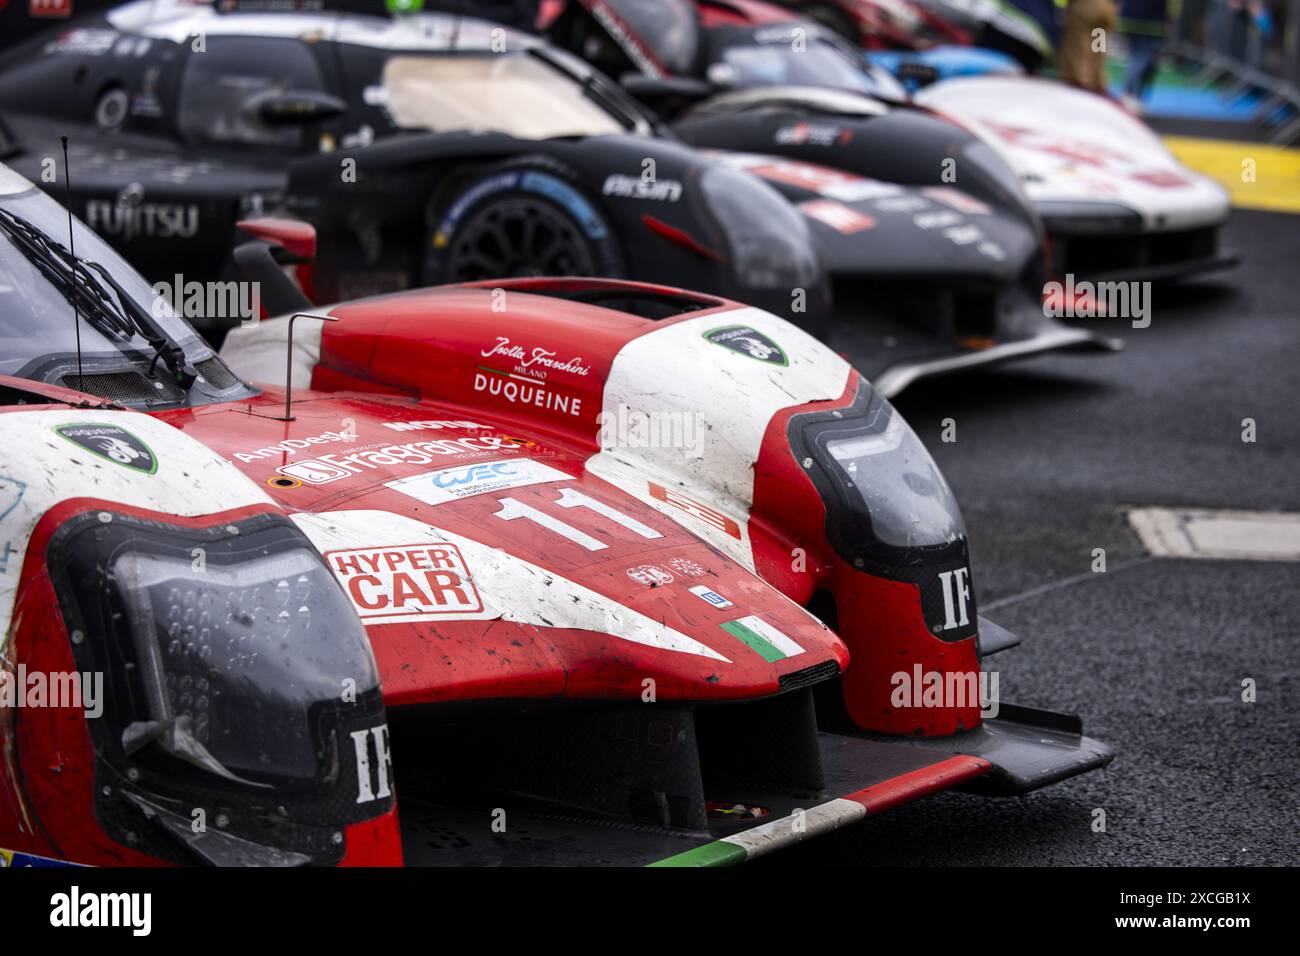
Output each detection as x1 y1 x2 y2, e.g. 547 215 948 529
1163 136 1300 214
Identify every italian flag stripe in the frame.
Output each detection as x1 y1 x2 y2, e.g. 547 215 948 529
720 616 804 662
648 756 991 867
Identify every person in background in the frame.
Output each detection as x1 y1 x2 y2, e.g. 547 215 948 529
1121 0 1169 107
1060 0 1121 93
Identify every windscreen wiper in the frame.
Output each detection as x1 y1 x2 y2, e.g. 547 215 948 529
0 207 197 389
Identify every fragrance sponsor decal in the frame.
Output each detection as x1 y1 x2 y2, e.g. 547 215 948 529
274 436 510 485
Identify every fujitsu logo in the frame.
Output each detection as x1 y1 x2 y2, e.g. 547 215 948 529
85 200 200 241
937 567 972 631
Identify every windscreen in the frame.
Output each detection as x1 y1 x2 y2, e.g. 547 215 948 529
603 0 700 73
381 52 627 138
714 38 880 95
0 169 246 407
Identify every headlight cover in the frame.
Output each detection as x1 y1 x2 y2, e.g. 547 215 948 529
48 510 390 865
698 164 823 292
789 378 978 641
1037 201 1144 236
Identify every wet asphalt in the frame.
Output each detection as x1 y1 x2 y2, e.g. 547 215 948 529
775 207 1300 866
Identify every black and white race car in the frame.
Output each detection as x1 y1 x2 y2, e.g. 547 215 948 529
546 0 1236 283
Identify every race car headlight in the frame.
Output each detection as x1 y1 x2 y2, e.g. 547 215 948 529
790 378 976 639
1037 201 1143 236
48 510 389 864
698 164 822 291
960 140 1040 229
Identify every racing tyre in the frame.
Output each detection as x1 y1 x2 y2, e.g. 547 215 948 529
423 157 623 284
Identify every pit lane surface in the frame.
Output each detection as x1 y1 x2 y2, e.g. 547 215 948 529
775 207 1300 866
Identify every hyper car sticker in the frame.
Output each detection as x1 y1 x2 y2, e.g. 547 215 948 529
291 509 729 660
0 410 273 651
324 543 486 624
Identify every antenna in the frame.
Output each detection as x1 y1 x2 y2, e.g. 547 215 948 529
279 312 337 422
59 136 82 382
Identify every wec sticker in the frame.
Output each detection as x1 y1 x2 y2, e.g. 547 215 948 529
703 325 788 366
54 423 156 473
326 543 484 624
690 585 733 609
386 458 570 506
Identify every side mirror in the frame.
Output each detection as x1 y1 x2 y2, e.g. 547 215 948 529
619 73 714 100
618 73 714 117
894 61 941 89
253 89 347 126
236 217 316 262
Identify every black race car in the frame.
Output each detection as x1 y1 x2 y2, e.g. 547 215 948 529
0 0 1114 393
545 0 1234 286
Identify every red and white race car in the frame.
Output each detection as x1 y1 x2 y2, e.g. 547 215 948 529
0 164 1110 866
